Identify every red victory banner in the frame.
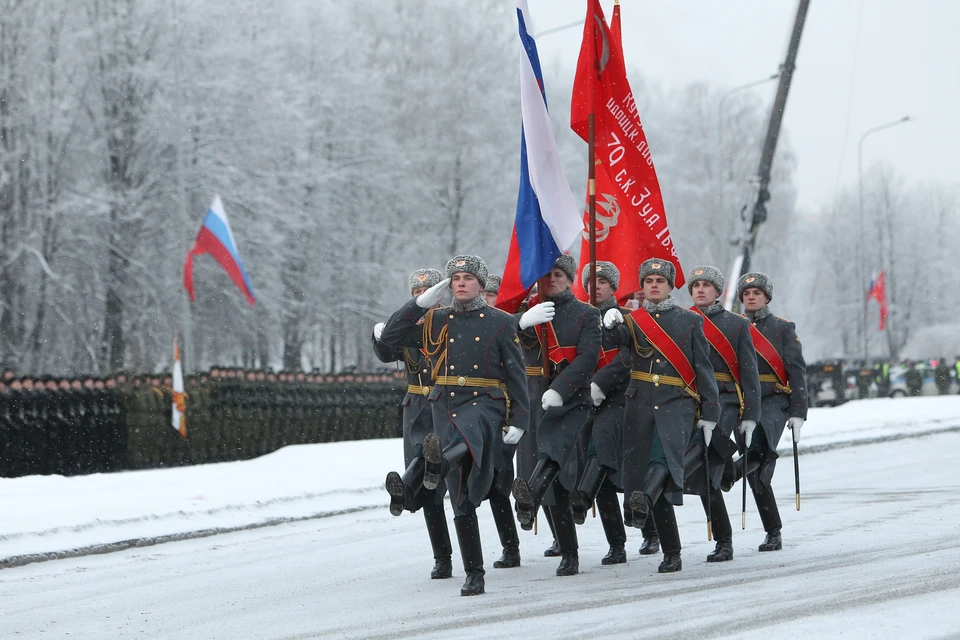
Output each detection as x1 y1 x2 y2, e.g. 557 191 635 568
570 0 683 303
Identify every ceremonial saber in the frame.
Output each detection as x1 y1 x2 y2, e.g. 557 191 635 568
793 430 801 510
703 430 712 541
741 448 748 529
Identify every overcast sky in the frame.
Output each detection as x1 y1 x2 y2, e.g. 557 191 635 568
529 0 957 212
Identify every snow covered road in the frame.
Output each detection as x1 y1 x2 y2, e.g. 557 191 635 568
3 430 959 639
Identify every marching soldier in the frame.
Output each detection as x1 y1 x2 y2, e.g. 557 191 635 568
683 265 761 562
511 255 601 577
724 272 808 552
375 268 454 581
569 261 632 565
481 275 501 306
380 255 529 596
513 287 563 559
601 259 720 573
379 269 523 576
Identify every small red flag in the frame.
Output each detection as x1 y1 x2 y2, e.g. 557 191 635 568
866 271 888 331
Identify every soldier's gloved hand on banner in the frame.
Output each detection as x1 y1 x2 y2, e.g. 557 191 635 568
373 322 385 342
590 382 606 407
518 301 555 330
739 419 758 448
416 278 451 309
625 299 640 310
602 308 624 329
788 417 804 443
541 388 563 410
502 426 524 445
698 420 717 447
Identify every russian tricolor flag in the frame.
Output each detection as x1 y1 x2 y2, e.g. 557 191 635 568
496 1 582 313
183 195 256 306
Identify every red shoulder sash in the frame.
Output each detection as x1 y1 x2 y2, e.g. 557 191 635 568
546 322 578 366
630 309 697 391
749 324 788 385
691 307 740 383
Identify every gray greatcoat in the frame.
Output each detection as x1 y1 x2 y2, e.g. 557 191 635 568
686 303 762 492
608 300 720 506
585 299 632 489
381 297 529 515
518 290 601 497
748 308 808 486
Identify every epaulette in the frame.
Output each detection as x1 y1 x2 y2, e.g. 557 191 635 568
484 306 513 320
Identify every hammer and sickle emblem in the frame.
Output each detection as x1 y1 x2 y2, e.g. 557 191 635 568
582 193 621 243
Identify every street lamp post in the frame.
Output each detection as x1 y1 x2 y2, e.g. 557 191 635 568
717 73 780 215
857 115 914 362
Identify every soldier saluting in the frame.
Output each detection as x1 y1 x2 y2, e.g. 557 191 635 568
724 272 807 552
683 265 761 563
511 255 601 578
374 268 454 582
380 255 529 597
602 259 720 573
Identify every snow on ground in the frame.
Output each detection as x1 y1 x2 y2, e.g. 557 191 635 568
1 414 959 638
2 395 960 563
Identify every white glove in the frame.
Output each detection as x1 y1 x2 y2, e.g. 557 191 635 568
541 388 563 410
415 278 451 309
739 419 757 449
788 417 804 443
625 299 640 310
502 426 524 445
373 322 385 342
590 382 606 407
698 420 717 448
603 308 624 329
519 301 555 330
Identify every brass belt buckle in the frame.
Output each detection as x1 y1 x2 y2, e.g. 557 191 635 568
651 374 661 385
422 387 430 396
457 376 466 386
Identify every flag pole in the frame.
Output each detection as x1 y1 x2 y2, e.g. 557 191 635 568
588 112 597 307
172 0 193 374
537 277 550 378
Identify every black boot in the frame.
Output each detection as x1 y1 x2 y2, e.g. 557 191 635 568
707 539 734 562
759 529 782 552
596 481 627 565
422 433 469 491
542 508 561 556
652 496 682 574
658 552 682 573
570 458 607 525
550 501 579 577
702 489 733 562
749 471 783 540
454 512 485 596
423 503 453 578
638 514 660 555
489 491 521 568
512 458 560 531
627 464 670 530
602 545 627 565
494 546 520 569
385 456 425 516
